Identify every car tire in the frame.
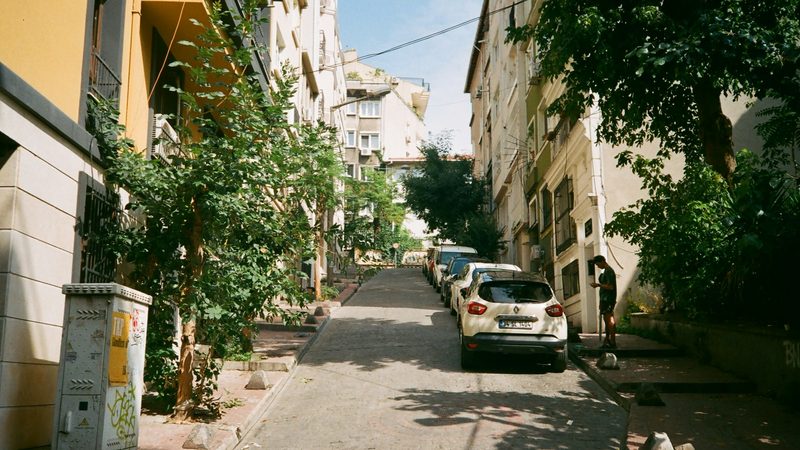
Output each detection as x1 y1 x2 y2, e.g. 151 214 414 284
551 350 567 373
449 307 456 316
460 333 478 370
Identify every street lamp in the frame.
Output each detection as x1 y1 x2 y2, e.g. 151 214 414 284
329 88 392 111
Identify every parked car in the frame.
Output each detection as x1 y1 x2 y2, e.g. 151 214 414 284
440 256 490 304
458 271 567 372
426 246 439 285
422 247 435 279
431 245 478 292
449 263 521 316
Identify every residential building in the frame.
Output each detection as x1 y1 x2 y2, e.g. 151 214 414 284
1 1 126 446
341 50 431 241
466 0 765 333
0 0 346 446
464 0 531 271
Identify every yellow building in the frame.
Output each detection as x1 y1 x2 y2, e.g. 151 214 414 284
1 0 347 446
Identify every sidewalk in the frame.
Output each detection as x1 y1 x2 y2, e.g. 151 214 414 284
570 333 800 449
137 283 358 450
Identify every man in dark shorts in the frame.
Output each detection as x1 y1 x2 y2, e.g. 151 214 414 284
590 255 617 348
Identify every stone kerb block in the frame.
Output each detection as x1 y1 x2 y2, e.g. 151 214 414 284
183 424 213 449
245 370 271 390
639 431 673 450
596 352 620 370
313 306 330 316
636 382 666 406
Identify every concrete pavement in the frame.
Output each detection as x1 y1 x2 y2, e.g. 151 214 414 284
137 270 799 449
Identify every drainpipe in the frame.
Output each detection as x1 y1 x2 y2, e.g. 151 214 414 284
584 98 607 335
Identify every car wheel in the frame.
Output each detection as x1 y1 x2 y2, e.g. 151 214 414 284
460 333 478 370
449 307 456 316
551 350 567 373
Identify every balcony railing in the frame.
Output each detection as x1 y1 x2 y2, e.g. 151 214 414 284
89 51 121 104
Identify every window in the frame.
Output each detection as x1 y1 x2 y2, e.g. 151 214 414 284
360 133 380 155
345 99 357 115
359 100 381 117
345 164 355 178
77 174 120 283
561 260 580 299
585 219 593 237
554 177 576 253
345 130 356 148
540 187 552 230
88 0 125 104
529 196 539 229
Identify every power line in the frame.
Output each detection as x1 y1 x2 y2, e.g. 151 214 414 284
306 0 530 76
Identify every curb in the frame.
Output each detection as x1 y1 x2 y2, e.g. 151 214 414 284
569 343 632 412
216 315 333 450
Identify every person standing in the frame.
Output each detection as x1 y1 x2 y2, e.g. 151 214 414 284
590 255 617 348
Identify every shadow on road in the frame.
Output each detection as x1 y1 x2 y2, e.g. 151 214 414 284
390 379 624 449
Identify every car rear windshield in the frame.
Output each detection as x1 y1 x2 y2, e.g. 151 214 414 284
477 281 553 304
449 258 474 275
440 251 469 265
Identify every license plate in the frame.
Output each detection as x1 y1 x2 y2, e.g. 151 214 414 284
499 320 534 329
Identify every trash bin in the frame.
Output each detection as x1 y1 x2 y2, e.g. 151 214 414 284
52 283 152 449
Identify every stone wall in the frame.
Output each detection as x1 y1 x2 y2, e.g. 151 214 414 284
631 313 800 401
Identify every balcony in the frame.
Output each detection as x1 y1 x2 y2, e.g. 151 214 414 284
89 51 121 104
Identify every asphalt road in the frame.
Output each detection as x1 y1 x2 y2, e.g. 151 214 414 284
237 268 626 450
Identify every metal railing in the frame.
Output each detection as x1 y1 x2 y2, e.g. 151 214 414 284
89 51 121 103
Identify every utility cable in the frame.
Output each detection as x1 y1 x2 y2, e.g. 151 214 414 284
307 0 530 76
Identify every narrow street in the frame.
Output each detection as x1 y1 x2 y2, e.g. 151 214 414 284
237 268 626 449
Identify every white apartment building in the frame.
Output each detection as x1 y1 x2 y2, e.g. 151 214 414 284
341 50 431 241
465 0 531 271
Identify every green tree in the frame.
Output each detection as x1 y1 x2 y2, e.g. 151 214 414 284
403 136 484 239
341 167 417 260
605 149 800 323
507 1 800 180
402 135 504 257
95 1 340 420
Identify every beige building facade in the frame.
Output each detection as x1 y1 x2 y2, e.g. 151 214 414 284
341 50 431 241
466 0 764 332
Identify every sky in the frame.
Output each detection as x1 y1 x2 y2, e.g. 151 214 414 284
338 0 484 154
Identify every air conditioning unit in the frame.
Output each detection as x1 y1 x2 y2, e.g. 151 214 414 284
475 85 483 99
302 107 313 122
360 147 372 156
151 114 180 162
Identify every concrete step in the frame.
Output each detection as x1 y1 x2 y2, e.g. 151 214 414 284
577 354 756 394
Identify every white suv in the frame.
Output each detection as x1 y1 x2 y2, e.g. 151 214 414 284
449 263 521 316
431 245 477 292
458 271 568 372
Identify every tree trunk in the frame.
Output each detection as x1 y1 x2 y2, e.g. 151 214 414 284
694 79 737 181
169 196 205 422
169 320 196 423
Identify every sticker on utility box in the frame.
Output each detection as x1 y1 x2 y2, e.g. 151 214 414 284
109 311 130 386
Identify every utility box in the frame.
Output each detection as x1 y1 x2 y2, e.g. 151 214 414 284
52 283 152 449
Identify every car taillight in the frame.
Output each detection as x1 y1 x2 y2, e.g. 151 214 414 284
467 301 487 315
545 303 564 317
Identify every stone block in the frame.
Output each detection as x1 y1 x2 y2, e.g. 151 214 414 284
636 382 666 406
304 314 319 325
245 370 272 390
0 317 62 364
0 362 59 407
313 306 330 317
183 424 213 449
0 404 54 449
639 431 673 450
596 352 620 370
